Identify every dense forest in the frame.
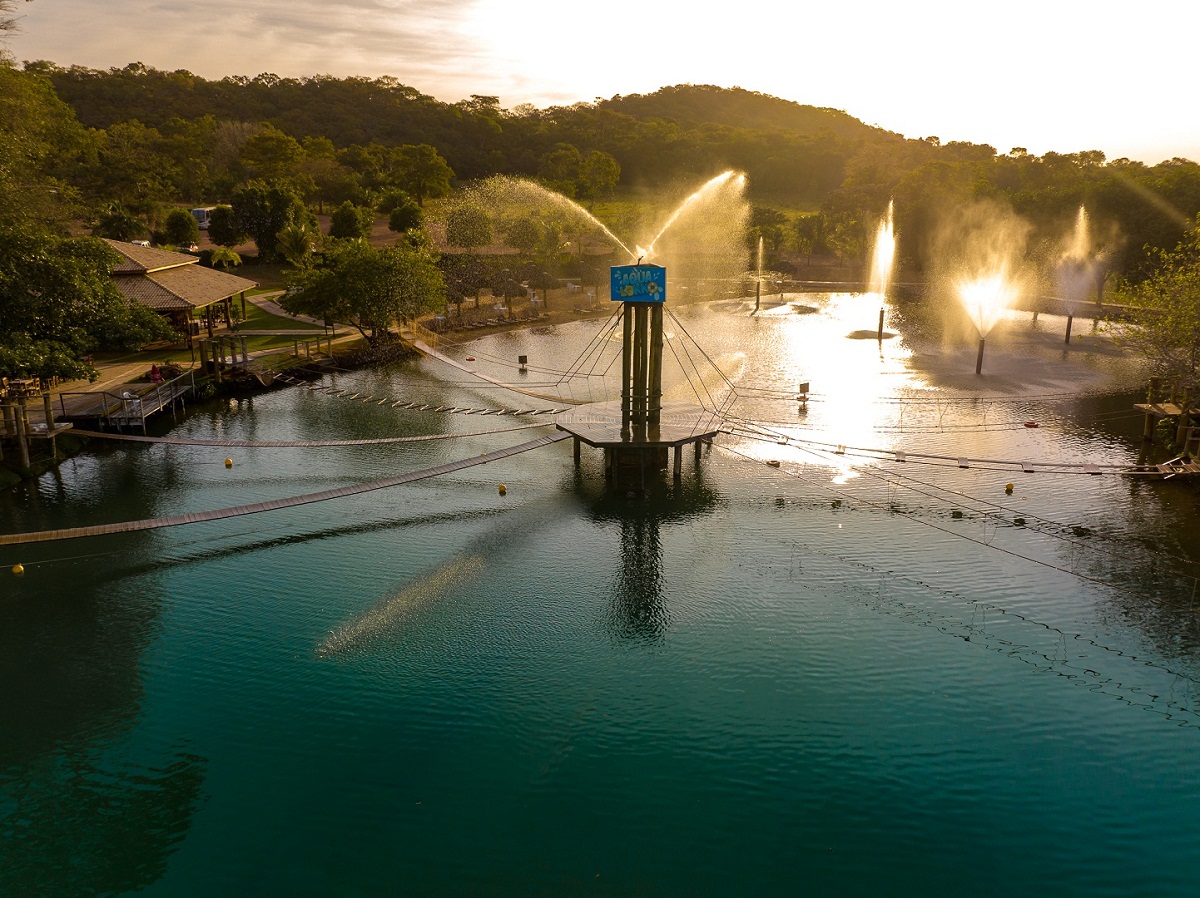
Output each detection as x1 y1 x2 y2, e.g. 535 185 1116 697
12 60 1200 281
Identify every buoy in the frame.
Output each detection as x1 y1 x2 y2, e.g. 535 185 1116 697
766 460 780 467
1005 483 1014 494
224 458 233 468
11 563 24 575
1024 421 1039 428
498 484 507 495
465 356 475 362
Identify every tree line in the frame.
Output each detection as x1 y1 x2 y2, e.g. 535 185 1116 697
6 32 1200 388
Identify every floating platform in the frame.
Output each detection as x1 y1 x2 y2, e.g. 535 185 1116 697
555 399 724 486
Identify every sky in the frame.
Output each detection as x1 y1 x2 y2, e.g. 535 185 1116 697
8 0 1200 164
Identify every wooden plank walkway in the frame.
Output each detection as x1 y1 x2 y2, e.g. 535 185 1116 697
0 431 569 546
69 422 550 447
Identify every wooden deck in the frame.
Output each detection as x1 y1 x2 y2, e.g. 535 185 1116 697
57 371 196 431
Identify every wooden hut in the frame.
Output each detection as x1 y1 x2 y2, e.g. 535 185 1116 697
104 240 257 342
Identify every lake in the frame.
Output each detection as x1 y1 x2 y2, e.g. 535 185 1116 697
2 294 1198 896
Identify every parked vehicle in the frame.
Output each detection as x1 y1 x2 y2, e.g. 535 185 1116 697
191 207 216 230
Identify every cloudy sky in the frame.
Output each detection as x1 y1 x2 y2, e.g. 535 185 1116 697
9 0 1200 163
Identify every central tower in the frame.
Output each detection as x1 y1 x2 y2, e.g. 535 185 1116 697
555 264 723 490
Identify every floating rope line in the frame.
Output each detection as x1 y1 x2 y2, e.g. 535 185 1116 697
780 437 1200 582
720 419 1154 476
718 441 1188 602
70 422 551 448
0 432 571 546
271 372 571 417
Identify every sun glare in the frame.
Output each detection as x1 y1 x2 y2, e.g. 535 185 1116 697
957 272 1018 337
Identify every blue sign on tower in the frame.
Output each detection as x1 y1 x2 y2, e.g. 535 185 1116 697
610 264 666 304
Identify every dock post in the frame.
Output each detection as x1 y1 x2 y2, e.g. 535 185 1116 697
240 336 249 363
694 439 703 465
2 401 14 437
878 307 885 341
1065 314 1074 344
1177 391 1191 446
1144 410 1156 441
673 445 682 480
1187 425 1200 458
620 306 633 429
573 437 581 467
14 397 30 469
43 392 57 459
648 305 663 427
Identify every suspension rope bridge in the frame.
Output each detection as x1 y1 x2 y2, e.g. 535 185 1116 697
0 432 570 547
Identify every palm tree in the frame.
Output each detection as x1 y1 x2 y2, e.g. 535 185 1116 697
208 247 242 271
276 221 319 269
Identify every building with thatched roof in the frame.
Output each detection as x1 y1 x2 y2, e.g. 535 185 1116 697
104 240 257 339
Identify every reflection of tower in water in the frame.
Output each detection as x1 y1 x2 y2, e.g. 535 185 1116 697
611 513 668 640
581 475 719 642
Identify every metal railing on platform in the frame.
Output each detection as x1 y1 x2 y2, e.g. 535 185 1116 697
57 371 196 431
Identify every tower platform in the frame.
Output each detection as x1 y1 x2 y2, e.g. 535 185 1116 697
555 400 724 485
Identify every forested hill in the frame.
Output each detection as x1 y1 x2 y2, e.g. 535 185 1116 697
30 63 880 195
13 59 1200 281
599 85 879 141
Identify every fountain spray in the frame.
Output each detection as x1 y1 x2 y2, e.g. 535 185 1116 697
869 201 896 341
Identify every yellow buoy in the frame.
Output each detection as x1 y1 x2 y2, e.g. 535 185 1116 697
224 458 233 468
1005 483 1014 493
11 563 24 575
498 484 507 496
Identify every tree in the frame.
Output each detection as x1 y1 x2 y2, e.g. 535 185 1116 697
445 204 492 252
1116 221 1200 397
237 123 304 182
230 179 307 261
205 205 243 247
490 268 524 318
276 220 319 269
91 204 148 242
538 143 583 197
387 199 422 234
577 150 620 207
0 56 90 232
505 216 545 256
0 228 172 381
162 208 200 247
282 240 444 341
393 143 453 206
1 1 31 37
328 200 374 239
440 252 490 308
207 247 242 271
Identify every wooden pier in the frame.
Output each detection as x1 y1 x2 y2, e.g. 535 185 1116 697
1 392 73 468
57 371 196 432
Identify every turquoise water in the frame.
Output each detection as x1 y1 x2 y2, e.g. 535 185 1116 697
3 298 1200 896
